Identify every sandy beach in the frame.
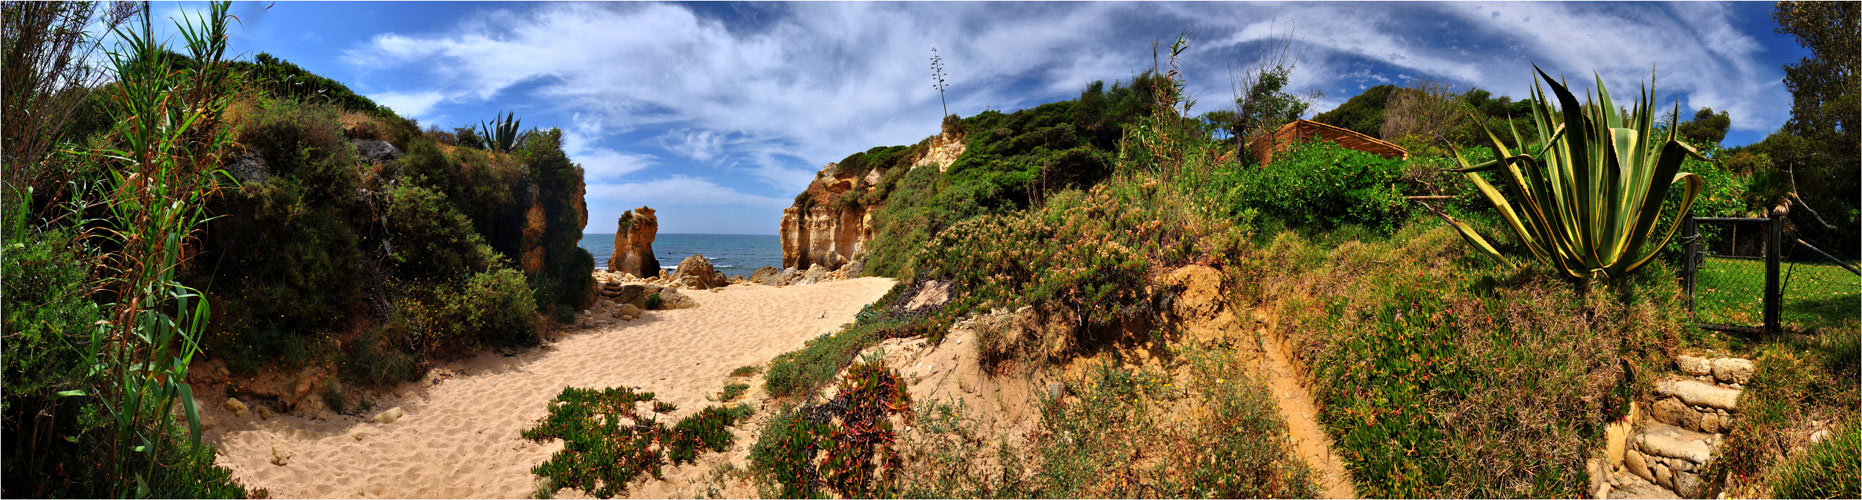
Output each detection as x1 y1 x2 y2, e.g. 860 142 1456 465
197 278 896 498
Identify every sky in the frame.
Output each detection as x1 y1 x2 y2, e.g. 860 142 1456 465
170 1 1811 235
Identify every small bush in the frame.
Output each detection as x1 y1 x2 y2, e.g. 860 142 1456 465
645 292 662 310
751 361 913 498
730 365 762 377
718 383 749 402
749 409 833 498
339 319 421 386
523 386 751 499
422 268 539 356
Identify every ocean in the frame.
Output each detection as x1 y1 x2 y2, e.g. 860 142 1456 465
579 233 783 278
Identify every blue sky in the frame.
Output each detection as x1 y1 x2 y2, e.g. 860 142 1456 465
175 1 1807 234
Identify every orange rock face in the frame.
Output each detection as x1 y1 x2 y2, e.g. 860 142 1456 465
781 123 964 271
607 206 660 277
780 163 879 271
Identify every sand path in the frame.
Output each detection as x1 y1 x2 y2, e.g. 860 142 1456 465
198 278 896 499
1254 305 1357 499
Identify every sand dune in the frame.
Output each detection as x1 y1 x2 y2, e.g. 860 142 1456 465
198 277 896 499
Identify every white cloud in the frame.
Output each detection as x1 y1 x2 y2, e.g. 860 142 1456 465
369 91 445 119
659 128 729 163
586 176 790 209
339 1 1793 231
561 128 654 182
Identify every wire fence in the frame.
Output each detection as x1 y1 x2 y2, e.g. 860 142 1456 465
1682 211 1861 335
1686 216 1774 334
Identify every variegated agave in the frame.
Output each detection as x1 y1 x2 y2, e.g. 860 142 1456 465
1443 67 1706 279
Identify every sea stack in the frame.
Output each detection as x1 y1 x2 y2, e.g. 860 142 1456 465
607 206 660 277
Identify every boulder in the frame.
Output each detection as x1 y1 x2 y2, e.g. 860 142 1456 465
672 254 728 289
1160 265 1243 344
270 443 292 466
352 138 402 163
617 303 642 318
607 207 660 277
224 397 250 418
373 406 405 425
612 283 656 308
657 289 699 309
751 266 781 286
233 366 323 410
797 264 829 285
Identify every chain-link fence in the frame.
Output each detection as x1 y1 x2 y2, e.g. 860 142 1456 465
1682 210 1862 335
1780 236 1862 333
1684 216 1775 334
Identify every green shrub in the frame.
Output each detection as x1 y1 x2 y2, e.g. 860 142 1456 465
426 268 540 355
384 184 498 278
861 77 1161 277
718 383 749 402
1213 139 1409 234
523 386 750 499
338 318 421 386
818 362 914 498
751 361 914 498
644 292 662 310
1 224 101 410
764 327 877 399
749 409 833 498
667 404 754 464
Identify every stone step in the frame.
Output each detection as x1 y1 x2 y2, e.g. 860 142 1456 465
1654 378 1742 412
1674 354 1755 385
1626 422 1720 498
1607 466 1681 499
1649 395 1736 434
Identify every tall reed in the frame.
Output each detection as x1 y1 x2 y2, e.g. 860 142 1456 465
75 2 236 493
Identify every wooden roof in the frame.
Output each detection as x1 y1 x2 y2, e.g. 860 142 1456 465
1246 119 1409 166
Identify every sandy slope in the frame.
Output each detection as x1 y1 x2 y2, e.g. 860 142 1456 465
197 277 896 499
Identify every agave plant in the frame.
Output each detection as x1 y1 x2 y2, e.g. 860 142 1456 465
1442 67 1706 279
477 110 523 152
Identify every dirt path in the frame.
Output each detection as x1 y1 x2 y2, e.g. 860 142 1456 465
1254 306 1357 499
196 278 896 499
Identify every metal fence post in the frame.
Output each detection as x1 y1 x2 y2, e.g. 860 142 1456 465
1765 204 1787 335
1683 216 1698 314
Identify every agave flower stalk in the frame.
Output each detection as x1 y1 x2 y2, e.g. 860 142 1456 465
1442 67 1706 279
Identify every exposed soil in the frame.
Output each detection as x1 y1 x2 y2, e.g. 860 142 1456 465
1254 305 1358 499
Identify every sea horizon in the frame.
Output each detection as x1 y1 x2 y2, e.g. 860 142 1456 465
578 232 783 277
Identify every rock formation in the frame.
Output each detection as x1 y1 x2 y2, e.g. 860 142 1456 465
780 121 965 272
607 206 659 276
671 254 728 289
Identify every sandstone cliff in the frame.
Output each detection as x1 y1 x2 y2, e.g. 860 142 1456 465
607 206 660 277
780 122 964 271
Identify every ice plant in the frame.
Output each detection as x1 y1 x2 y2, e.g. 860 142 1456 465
1442 67 1706 279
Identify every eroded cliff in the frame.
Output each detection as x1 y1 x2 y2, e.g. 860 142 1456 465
780 121 964 272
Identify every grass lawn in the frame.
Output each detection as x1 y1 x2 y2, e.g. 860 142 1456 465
1696 256 1860 332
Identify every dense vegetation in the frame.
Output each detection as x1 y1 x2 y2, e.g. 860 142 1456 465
2 3 593 496
750 12 1855 496
858 74 1171 278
